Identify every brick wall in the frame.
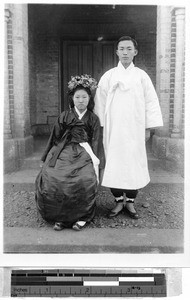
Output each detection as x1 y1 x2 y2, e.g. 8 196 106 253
181 21 185 139
28 11 37 127
169 11 176 135
7 9 15 137
31 36 59 135
135 35 156 87
182 55 185 138
169 9 185 138
156 6 171 136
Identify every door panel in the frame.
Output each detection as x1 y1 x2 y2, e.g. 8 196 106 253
81 45 93 75
62 41 117 110
67 45 79 76
102 44 116 75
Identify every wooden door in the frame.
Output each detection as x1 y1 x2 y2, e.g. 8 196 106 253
61 41 117 110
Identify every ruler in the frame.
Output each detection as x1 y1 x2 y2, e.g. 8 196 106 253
11 269 167 297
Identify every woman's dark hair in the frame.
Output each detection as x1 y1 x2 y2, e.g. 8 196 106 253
68 85 95 111
116 36 138 50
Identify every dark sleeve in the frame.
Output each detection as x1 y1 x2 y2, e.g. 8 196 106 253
91 114 105 170
41 112 67 162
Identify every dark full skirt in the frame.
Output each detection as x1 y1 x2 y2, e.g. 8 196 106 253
35 143 98 226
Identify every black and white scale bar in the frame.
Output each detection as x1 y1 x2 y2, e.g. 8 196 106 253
11 270 166 297
11 277 160 285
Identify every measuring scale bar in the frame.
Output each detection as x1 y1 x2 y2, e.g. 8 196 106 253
11 270 167 297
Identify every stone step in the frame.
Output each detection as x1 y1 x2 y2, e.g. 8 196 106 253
20 149 168 172
33 136 48 150
4 138 183 192
4 167 184 193
20 137 179 173
20 152 43 169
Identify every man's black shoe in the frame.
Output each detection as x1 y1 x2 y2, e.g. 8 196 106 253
124 207 139 219
107 210 122 218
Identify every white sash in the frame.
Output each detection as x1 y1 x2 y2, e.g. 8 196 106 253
103 80 130 156
80 142 100 183
75 107 100 183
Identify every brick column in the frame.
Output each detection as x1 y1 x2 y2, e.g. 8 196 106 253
4 4 33 173
11 4 33 158
171 8 185 138
12 4 31 138
156 6 171 137
4 8 12 139
152 6 184 172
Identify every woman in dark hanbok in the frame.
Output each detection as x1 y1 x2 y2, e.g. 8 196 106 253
35 75 102 231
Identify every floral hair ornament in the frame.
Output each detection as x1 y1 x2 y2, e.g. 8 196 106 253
68 74 98 92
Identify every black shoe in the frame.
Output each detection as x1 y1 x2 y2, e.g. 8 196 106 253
53 222 65 231
124 207 139 219
72 221 86 231
107 209 123 218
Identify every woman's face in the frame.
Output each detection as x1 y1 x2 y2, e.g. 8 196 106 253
73 89 90 113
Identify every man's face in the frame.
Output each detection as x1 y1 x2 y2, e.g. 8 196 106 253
116 40 138 68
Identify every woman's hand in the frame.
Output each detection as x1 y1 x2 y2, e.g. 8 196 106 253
99 168 104 185
40 161 44 168
145 129 151 142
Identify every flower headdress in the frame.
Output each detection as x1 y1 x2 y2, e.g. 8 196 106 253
68 74 98 92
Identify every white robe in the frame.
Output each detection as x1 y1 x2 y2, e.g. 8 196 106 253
94 62 163 189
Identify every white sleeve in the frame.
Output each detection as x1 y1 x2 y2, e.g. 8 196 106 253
142 72 163 129
94 74 109 127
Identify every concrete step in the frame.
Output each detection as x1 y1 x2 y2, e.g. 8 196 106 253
4 169 38 192
4 166 184 192
20 151 43 170
33 136 48 151
4 137 184 192
19 137 179 173
20 150 170 172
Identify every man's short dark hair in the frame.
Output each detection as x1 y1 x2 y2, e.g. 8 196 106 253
116 36 138 50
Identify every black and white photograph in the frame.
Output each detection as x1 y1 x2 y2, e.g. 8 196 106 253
1 0 190 267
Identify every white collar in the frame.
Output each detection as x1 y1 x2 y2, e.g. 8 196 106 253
118 61 134 71
74 106 87 120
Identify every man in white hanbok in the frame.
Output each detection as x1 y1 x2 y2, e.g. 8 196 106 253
94 36 163 219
